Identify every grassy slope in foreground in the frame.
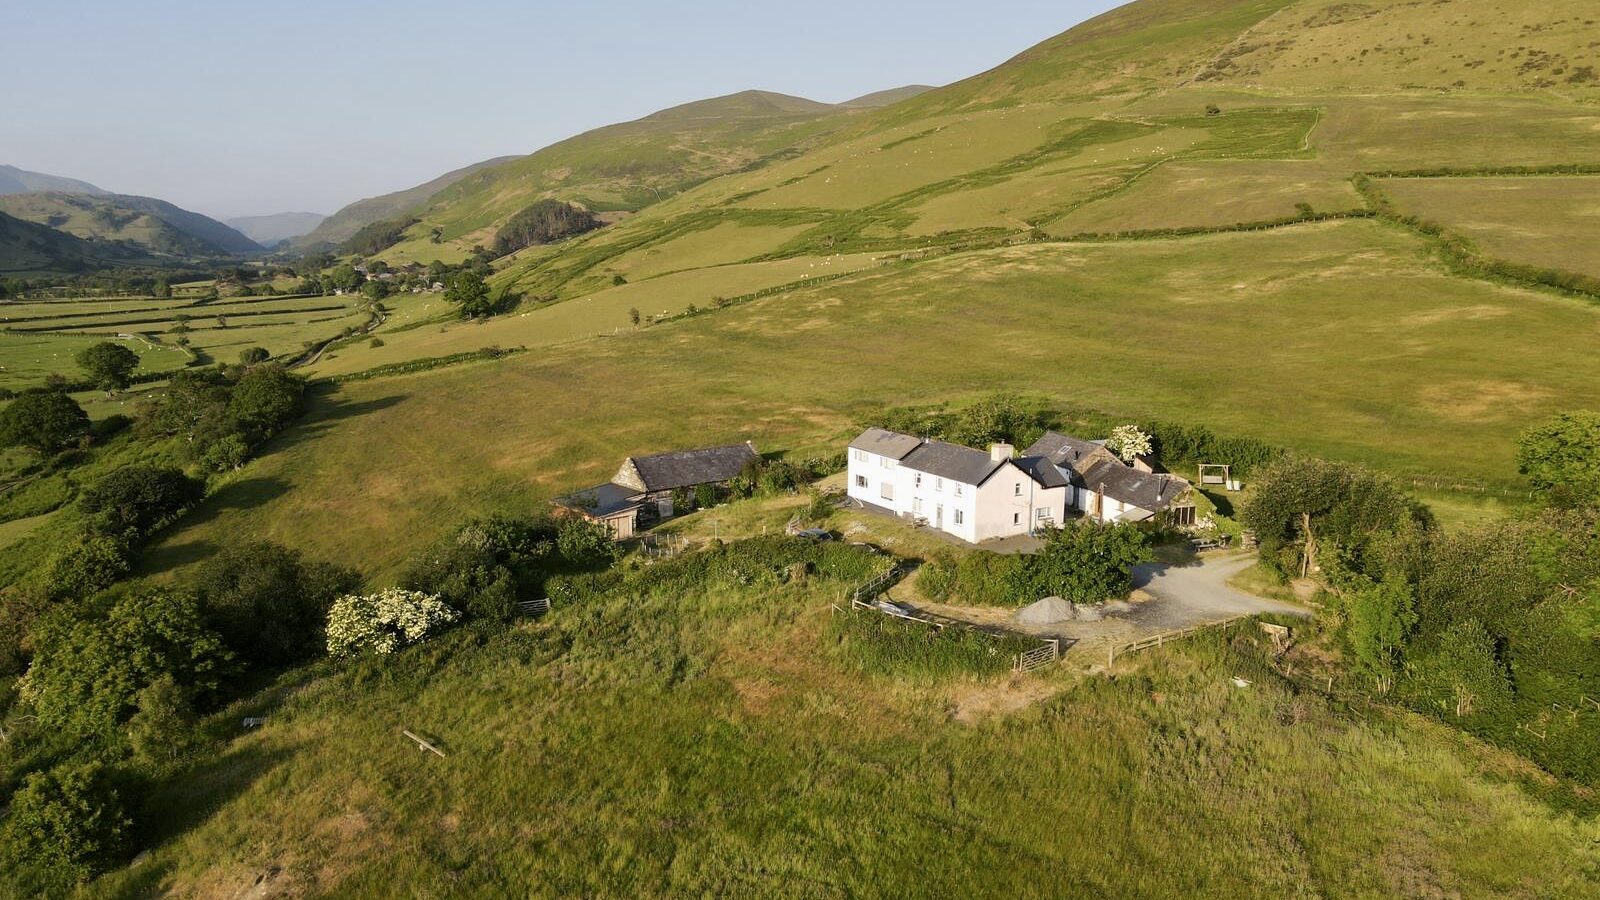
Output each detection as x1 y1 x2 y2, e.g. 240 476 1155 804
95 561 1597 897
141 219 1600 582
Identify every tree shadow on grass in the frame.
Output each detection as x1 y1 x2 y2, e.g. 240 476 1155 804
99 743 297 899
262 389 409 457
138 476 290 576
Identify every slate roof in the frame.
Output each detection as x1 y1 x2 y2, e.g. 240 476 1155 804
623 442 759 492
901 440 1005 486
1078 459 1190 512
848 427 923 460
1025 430 1191 511
555 482 644 518
1014 455 1069 489
1022 431 1106 469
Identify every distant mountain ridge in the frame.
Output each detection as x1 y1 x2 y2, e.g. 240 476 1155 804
0 164 107 197
227 211 325 246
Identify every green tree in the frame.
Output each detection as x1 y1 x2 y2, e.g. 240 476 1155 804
445 270 496 317
1241 456 1427 581
40 534 133 601
79 465 204 539
21 589 233 737
327 264 364 293
1345 577 1416 691
628 306 641 326
226 364 305 441
0 761 132 886
127 674 201 768
1024 522 1153 603
197 542 359 665
360 278 390 300
238 346 270 366
1517 411 1600 507
0 390 91 454
76 341 140 392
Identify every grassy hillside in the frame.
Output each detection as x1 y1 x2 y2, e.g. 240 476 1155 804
370 90 932 265
297 156 521 249
0 192 259 258
0 209 150 274
87 575 1598 897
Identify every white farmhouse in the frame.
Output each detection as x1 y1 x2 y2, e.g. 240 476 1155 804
846 428 1069 543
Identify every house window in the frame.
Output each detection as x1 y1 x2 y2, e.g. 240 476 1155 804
880 456 893 469
912 497 922 513
935 477 944 492
1014 483 1022 496
954 484 964 497
855 475 867 489
851 449 865 462
1035 508 1051 521
914 472 922 488
880 482 894 501
1013 512 1020 525
953 509 964 525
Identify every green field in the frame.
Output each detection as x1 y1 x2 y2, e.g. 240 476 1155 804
0 293 371 388
0 331 188 391
1049 160 1365 234
1380 175 1600 278
306 253 883 378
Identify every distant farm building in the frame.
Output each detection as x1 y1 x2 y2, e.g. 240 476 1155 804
554 442 759 538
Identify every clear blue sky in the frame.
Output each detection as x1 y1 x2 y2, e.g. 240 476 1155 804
2 0 1122 219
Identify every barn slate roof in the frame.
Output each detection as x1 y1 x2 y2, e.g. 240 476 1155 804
1077 458 1190 512
1024 430 1191 511
622 442 759 492
1014 455 1069 489
1022 431 1106 469
848 427 923 460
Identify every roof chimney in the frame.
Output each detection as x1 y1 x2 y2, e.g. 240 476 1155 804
989 442 1013 462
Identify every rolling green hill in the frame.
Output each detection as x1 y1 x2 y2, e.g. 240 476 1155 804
0 209 151 274
0 191 260 258
365 88 936 264
294 156 521 249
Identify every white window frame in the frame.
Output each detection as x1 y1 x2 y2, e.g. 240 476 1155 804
1014 482 1022 497
954 484 964 497
851 448 866 463
1013 512 1021 525
855 475 868 489
953 509 964 525
880 482 894 501
935 477 944 492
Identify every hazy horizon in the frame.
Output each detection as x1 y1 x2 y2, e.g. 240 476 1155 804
4 0 1121 221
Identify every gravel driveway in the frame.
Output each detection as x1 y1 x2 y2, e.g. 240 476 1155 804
1128 551 1310 631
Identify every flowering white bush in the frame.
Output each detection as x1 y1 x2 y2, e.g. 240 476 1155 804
326 589 459 658
1106 425 1153 463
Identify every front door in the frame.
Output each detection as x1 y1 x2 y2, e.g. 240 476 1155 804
935 504 943 528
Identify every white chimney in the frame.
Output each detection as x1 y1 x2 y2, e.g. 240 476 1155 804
989 442 1013 462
